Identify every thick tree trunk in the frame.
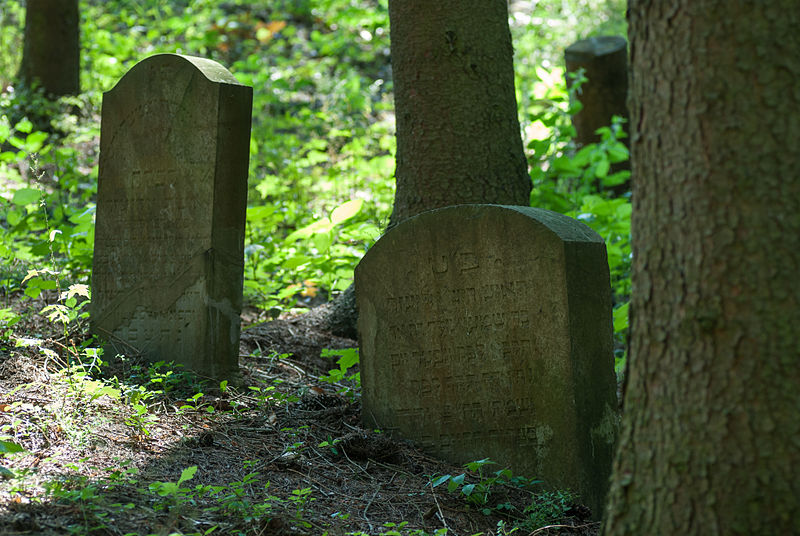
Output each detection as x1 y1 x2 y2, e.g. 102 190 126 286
387 0 531 226
604 2 800 534
18 0 80 97
326 1 532 338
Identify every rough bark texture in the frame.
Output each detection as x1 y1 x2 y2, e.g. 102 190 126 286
326 1 532 337
387 0 531 226
18 0 80 97
604 2 800 534
319 283 357 340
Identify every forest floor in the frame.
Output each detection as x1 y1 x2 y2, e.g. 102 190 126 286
0 292 599 536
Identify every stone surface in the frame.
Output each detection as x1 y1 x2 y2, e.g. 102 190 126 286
355 204 619 517
91 54 252 380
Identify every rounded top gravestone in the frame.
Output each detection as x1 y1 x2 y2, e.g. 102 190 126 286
355 204 619 518
91 54 253 381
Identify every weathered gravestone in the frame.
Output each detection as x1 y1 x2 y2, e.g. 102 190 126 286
91 54 252 380
355 205 619 517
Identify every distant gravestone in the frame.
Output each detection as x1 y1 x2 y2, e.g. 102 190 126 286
91 54 252 380
355 205 619 517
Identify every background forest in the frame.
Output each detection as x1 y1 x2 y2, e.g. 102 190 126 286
0 1 629 535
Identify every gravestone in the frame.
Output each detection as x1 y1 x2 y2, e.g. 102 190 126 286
91 54 252 380
565 36 630 196
565 35 629 149
355 205 619 517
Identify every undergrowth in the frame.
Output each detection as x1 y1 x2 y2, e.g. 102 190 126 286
1 0 626 534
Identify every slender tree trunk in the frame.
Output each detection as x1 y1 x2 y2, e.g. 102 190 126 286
18 0 80 97
604 2 800 534
387 0 530 226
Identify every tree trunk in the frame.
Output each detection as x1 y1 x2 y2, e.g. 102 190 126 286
604 2 800 534
325 1 532 338
18 0 80 97
387 0 531 226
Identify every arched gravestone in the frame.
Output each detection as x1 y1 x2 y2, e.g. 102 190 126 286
91 54 252 380
355 205 619 517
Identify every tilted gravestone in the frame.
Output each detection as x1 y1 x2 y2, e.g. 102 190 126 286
91 54 252 380
355 205 619 517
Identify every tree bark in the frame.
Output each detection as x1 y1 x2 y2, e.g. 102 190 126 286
604 2 800 534
18 0 80 97
326 1 532 338
387 0 531 226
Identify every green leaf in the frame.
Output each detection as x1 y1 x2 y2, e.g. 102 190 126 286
573 145 594 167
313 232 333 252
0 465 14 479
595 158 610 179
607 142 629 163
552 155 581 175
496 468 513 480
25 131 48 153
302 149 328 166
152 481 178 496
0 440 24 454
282 255 312 270
23 277 57 299
0 119 10 143
604 170 631 187
177 465 198 486
613 302 630 333
431 475 451 487
11 188 40 206
285 219 334 242
461 483 476 496
6 209 22 227
15 118 33 134
330 199 363 225
465 458 494 471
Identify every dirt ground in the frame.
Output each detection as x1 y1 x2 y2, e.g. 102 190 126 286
0 295 600 536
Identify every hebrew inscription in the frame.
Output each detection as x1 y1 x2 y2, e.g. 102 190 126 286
91 54 252 379
355 205 619 518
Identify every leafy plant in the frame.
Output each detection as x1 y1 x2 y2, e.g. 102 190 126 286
287 486 315 528
431 458 576 530
148 465 200 510
0 439 24 479
319 347 360 395
123 386 157 438
431 458 533 514
521 489 577 530
204 470 277 523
